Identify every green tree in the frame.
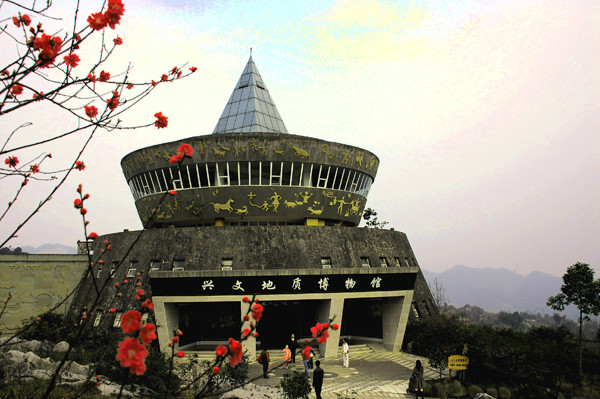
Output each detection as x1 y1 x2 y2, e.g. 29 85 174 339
547 262 600 375
362 208 389 229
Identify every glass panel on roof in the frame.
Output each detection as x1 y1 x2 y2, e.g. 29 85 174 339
243 113 253 127
256 112 265 127
254 100 262 113
225 116 235 131
233 89 242 102
247 99 255 112
238 99 248 114
234 114 244 129
241 87 250 100
264 115 273 129
223 103 231 117
229 101 239 116
255 88 264 101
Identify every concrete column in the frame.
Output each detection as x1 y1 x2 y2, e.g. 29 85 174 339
157 301 179 353
242 300 257 360
381 294 412 351
323 296 344 358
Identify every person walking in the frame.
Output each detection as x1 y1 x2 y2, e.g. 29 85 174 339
283 345 291 369
312 360 324 399
302 346 311 376
259 347 270 378
411 359 425 399
290 333 297 363
342 338 349 367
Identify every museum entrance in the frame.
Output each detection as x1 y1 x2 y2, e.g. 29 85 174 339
177 302 240 348
256 300 321 350
341 298 383 340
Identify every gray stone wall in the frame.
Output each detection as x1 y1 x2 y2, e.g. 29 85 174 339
0 254 87 334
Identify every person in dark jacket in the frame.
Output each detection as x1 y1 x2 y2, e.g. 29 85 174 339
259 347 270 378
290 333 297 363
411 359 425 399
312 360 324 399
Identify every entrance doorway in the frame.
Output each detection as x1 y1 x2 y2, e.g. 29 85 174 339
256 300 321 349
341 298 383 340
177 302 240 347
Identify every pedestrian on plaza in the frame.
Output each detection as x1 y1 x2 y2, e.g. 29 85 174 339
411 359 425 399
290 333 297 363
259 347 270 378
283 344 292 369
308 348 316 369
342 338 349 367
302 345 311 376
312 360 324 399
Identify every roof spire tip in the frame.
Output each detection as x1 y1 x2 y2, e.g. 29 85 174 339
250 47 252 56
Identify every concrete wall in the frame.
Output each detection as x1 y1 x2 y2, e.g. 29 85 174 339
0 254 87 334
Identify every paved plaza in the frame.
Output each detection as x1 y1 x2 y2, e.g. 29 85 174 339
247 344 441 399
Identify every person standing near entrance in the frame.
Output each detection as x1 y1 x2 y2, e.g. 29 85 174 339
312 360 324 399
342 338 349 367
259 347 270 378
290 333 297 363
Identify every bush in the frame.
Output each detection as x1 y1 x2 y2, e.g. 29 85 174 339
280 371 311 399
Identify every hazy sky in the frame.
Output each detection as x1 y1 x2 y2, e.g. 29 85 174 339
1 0 598 277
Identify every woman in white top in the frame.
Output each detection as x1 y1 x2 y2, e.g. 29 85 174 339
342 338 349 367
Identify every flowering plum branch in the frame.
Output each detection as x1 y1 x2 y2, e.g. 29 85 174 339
0 0 197 247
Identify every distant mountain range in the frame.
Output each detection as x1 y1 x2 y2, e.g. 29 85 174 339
19 243 77 254
422 265 579 321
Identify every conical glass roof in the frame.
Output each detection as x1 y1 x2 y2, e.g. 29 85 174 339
212 56 288 134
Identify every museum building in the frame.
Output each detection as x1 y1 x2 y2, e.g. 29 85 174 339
69 55 437 359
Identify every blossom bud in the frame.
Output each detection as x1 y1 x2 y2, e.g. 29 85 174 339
213 366 220 374
172 336 179 343
176 351 185 358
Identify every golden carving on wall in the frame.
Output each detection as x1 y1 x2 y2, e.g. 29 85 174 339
291 145 309 159
209 199 234 213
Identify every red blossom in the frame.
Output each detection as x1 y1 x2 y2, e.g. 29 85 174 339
332 323 339 330
170 66 178 75
87 12 107 30
154 112 168 129
169 190 177 196
252 332 259 338
73 34 82 49
161 74 168 82
169 153 184 164
142 299 154 310
75 161 86 171
318 330 330 344
107 91 120 110
88 73 97 82
176 351 185 358
243 328 251 337
33 34 62 67
140 323 157 345
30 164 40 174
13 14 31 27
11 85 23 96
213 366 220 374
64 53 80 68
189 66 197 72
228 338 243 367
116 337 148 375
243 315 250 321
121 310 142 334
88 232 99 240
172 336 179 343
178 143 194 158
251 303 264 322
151 80 157 86
80 208 88 215
113 37 123 45
105 0 125 29
243 296 249 303
74 198 82 208
216 345 227 357
137 289 145 296
33 92 44 101
85 105 98 118
4 156 19 168
98 70 110 82
126 83 133 89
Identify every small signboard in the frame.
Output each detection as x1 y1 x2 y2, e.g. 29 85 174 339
448 355 469 370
